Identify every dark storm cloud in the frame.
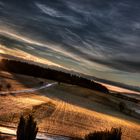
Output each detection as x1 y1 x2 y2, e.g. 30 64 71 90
0 0 140 75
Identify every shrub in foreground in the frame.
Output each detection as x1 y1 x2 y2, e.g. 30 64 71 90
85 128 122 140
17 115 38 140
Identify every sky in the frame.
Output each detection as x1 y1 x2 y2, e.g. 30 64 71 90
0 0 140 87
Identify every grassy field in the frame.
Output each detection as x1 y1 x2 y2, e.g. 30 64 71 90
0 71 140 139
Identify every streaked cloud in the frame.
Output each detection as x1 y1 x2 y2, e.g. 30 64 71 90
0 0 140 87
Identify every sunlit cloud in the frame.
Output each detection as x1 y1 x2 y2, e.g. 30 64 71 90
0 0 140 88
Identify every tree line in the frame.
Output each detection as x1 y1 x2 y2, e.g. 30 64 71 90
0 59 109 93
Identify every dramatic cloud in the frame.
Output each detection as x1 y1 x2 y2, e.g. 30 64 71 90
0 0 140 87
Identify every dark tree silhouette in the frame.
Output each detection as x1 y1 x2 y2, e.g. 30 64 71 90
119 102 126 112
0 84 2 91
25 115 38 140
85 128 122 140
0 59 109 93
6 83 12 90
17 115 38 140
17 115 26 140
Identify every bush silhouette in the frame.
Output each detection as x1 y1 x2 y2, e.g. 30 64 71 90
0 84 2 91
17 115 38 140
85 128 122 140
119 102 126 112
7 83 12 90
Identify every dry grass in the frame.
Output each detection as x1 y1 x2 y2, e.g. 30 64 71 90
0 71 140 140
0 133 16 140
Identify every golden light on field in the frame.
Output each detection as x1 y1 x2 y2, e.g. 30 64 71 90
0 71 139 139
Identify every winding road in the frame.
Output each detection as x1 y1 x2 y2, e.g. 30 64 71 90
0 82 58 95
